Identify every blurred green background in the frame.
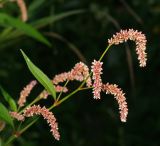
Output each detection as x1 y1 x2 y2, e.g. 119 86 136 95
0 0 160 146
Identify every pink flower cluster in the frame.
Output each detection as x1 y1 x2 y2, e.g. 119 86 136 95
91 60 103 99
55 85 68 93
39 90 49 99
102 83 128 122
23 105 60 140
53 62 92 87
18 80 37 107
10 111 25 121
108 29 147 67
10 105 60 140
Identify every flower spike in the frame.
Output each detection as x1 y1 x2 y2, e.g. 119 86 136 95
18 80 37 107
53 62 91 87
91 60 103 99
108 29 147 67
102 83 128 122
23 105 60 140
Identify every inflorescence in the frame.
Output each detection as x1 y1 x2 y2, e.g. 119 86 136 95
10 29 147 140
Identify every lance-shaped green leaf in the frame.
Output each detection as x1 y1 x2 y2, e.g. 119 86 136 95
28 0 45 17
0 103 14 128
0 86 17 111
20 50 56 99
0 13 51 46
32 9 85 28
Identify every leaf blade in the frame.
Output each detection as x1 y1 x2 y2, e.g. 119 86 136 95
32 9 85 28
0 86 17 111
0 103 14 128
20 50 56 99
0 13 51 46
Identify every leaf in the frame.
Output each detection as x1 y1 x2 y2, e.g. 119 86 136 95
32 9 85 28
0 13 51 46
0 86 17 111
20 50 56 99
0 10 85 48
28 0 45 14
0 27 13 38
0 103 14 128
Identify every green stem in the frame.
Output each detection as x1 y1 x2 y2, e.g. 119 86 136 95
4 118 39 146
19 118 39 134
99 45 111 61
56 80 69 101
78 87 93 91
4 135 16 146
49 88 79 110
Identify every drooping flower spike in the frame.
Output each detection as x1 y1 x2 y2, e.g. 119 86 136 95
70 62 92 87
108 29 147 67
23 105 60 140
53 62 92 87
52 72 69 85
18 80 37 107
102 83 128 122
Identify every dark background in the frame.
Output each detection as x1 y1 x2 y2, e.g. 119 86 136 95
0 0 160 146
